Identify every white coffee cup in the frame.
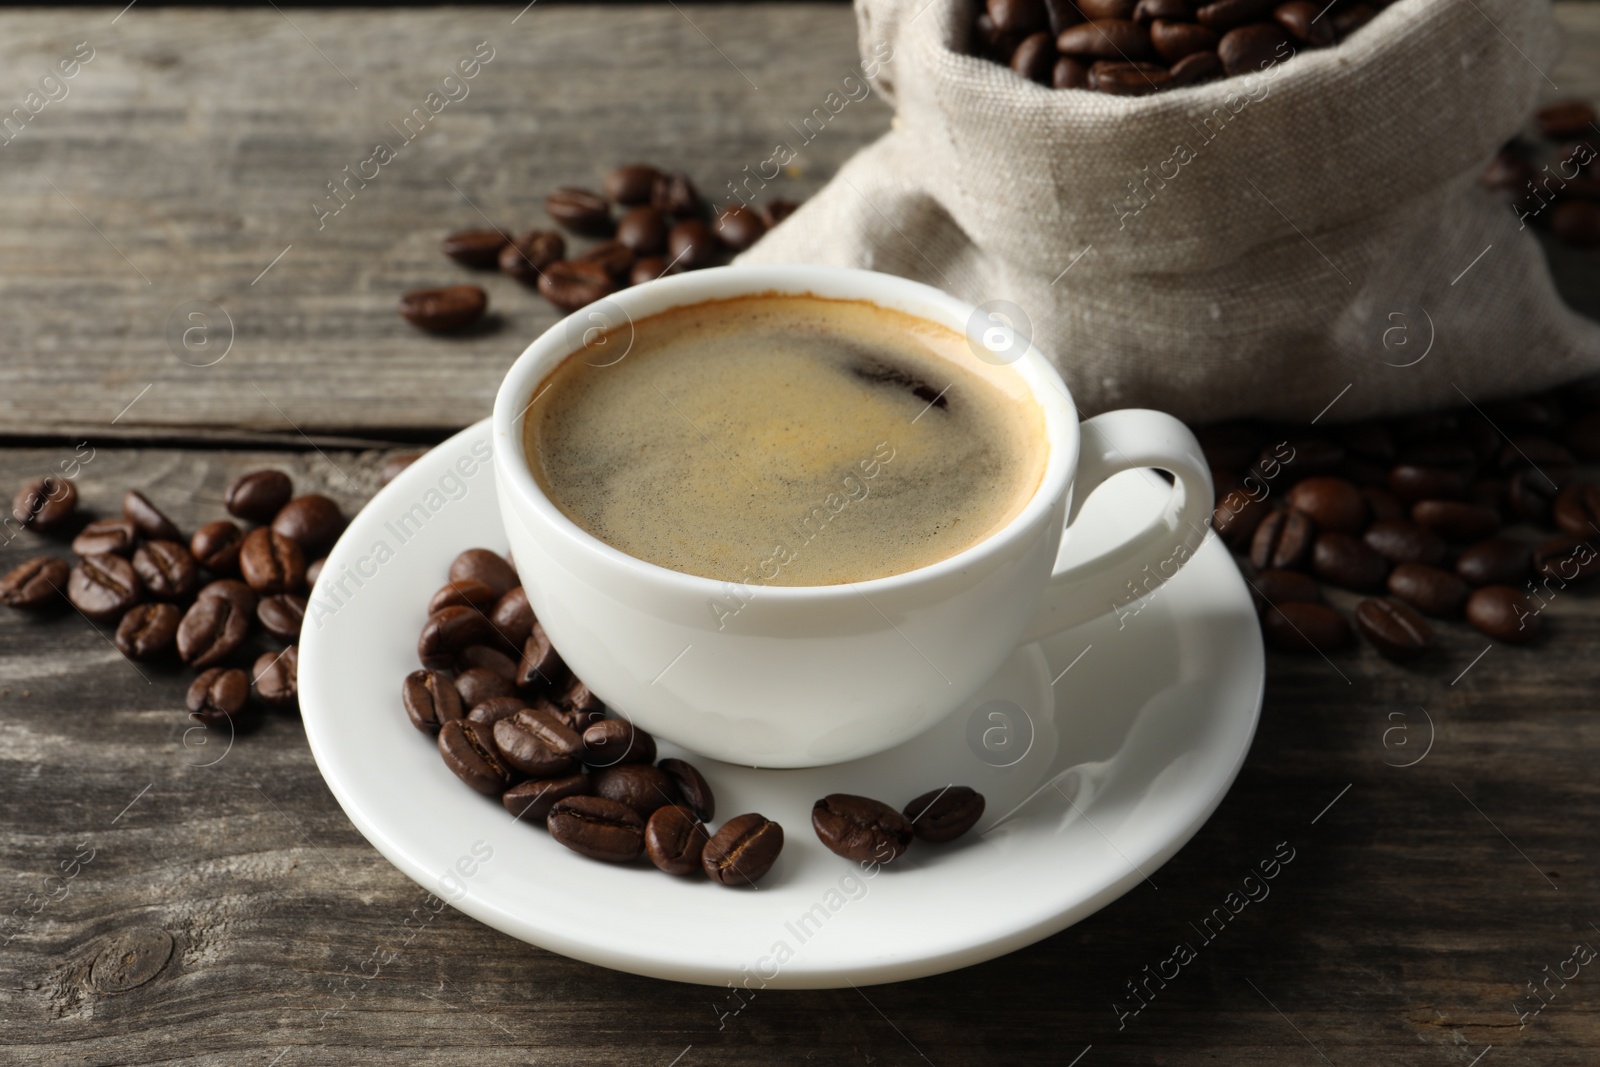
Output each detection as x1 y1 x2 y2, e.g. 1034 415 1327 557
493 265 1213 768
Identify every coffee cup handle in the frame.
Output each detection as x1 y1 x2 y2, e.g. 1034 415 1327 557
1018 408 1215 644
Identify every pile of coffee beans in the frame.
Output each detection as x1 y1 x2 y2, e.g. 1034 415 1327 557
1484 98 1600 249
1202 378 1600 658
400 162 801 334
411 548 988 881
0 468 356 728
972 0 1395 95
407 546 788 884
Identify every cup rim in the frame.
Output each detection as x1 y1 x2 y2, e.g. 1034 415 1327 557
491 264 1080 601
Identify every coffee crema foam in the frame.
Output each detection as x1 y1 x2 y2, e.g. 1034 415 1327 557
524 294 1046 586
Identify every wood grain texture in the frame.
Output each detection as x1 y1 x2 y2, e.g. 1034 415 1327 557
0 5 1596 445
1 445 1599 1065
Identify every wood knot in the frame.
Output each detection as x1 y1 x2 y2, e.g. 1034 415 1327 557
89 926 173 994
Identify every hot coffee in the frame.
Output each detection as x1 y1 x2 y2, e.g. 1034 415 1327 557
524 293 1047 586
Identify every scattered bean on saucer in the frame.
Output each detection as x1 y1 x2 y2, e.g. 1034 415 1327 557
401 161 805 333
1 466 334 730
409 547 986 882
1201 376 1600 659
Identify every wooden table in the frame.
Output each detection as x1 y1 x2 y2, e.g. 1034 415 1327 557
2 5 1599 1064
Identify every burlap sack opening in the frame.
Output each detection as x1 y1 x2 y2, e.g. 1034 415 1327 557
740 0 1600 424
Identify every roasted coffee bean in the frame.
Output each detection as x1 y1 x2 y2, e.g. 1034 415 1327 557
252 645 299 708
1482 149 1535 193
1312 532 1389 592
537 260 617 312
454 668 508 710
1010 30 1057 82
489 587 534 649
131 540 199 601
990 0 1050 34
650 171 704 219
1508 468 1559 525
438 718 513 796
225 470 293 524
1386 562 1468 617
517 623 567 689
1090 60 1170 94
1362 485 1406 522
499 229 566 284
1168 49 1223 85
555 675 605 716
605 163 662 205
1362 519 1447 567
1273 0 1334 44
442 228 510 269
812 794 914 864
1553 483 1600 539
1077 0 1137 17
68 554 142 622
645 805 709 876
503 773 591 822
1150 18 1218 60
904 786 986 843
1412 500 1501 543
501 700 583 755
1056 19 1155 59
256 594 307 640
657 758 715 822
592 763 678 818
189 520 244 574
0 556 68 609
177 593 251 668
114 602 181 660
197 577 258 614
187 667 248 726
1196 0 1275 30
11 476 77 532
398 285 488 333
1262 601 1352 652
448 550 519 596
1248 568 1321 613
1552 201 1600 248
466 695 529 726
1497 436 1574 483
1465 585 1540 644
1456 538 1531 586
272 495 343 554
548 795 645 862
1354 598 1432 661
239 527 306 595
702 813 783 886
1053 54 1091 87
417 605 494 670
667 219 721 271
72 517 138 557
545 187 613 236
427 578 499 615
1250 508 1315 570
759 198 799 228
493 711 578 777
1537 99 1600 140
1286 476 1365 534
630 256 669 286
1534 535 1600 585
715 205 767 252
582 718 655 766
615 206 668 256
402 668 463 733
457 643 518 681
1133 0 1192 20
1389 464 1468 501
576 239 636 280
1213 488 1269 548
305 557 325 588
1218 22 1292 76
559 702 607 735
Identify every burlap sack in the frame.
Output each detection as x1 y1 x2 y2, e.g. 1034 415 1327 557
739 0 1600 424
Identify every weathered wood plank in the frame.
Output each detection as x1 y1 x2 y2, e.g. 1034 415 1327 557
1 5 1597 444
0 444 1597 1064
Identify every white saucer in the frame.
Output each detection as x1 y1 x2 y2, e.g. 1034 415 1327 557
298 420 1264 989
